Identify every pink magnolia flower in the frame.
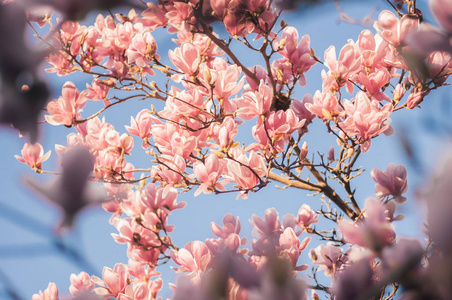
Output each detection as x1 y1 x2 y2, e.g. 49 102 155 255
45 81 88 126
116 8 138 24
340 91 393 152
169 42 200 76
116 284 147 300
210 116 238 149
166 2 196 30
211 213 241 239
305 90 342 121
248 109 305 154
406 89 429 109
138 2 167 30
151 121 198 159
310 242 350 277
426 51 452 85
143 183 186 213
46 51 73 76
163 87 206 120
338 199 396 252
356 29 389 68
279 227 311 271
15 142 51 172
151 154 187 186
126 31 158 68
324 43 361 93
205 233 242 256
206 61 244 101
59 20 85 55
112 217 160 247
171 241 212 277
70 271 94 296
92 263 130 298
290 94 315 125
125 109 154 148
225 149 267 198
193 153 225 196
235 80 272 120
32 282 59 300
356 67 391 101
250 208 283 255
275 26 316 86
296 204 318 229
375 10 420 48
251 208 282 238
244 65 269 91
223 9 250 38
371 163 408 203
128 258 160 282
86 79 112 102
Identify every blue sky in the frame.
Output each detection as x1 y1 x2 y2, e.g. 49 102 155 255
0 1 448 299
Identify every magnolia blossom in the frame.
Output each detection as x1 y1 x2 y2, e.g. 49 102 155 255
356 29 389 69
125 109 154 148
338 199 396 252
211 213 241 239
340 91 393 152
32 282 59 300
310 242 349 276
171 241 212 281
295 204 318 229
371 163 408 203
235 80 272 120
225 149 267 198
333 258 374 300
69 271 94 296
92 263 130 298
274 26 316 86
323 43 361 93
193 153 225 196
15 142 51 172
374 10 419 48
45 81 88 126
169 42 200 76
126 31 158 68
305 91 342 121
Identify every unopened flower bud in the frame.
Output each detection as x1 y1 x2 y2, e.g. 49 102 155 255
203 65 212 84
278 36 287 50
299 142 308 161
328 146 335 162
393 84 403 103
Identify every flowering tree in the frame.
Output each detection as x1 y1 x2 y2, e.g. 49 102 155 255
3 0 452 299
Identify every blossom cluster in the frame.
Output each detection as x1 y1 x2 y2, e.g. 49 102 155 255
8 0 452 299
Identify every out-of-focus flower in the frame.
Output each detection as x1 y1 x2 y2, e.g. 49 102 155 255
333 258 374 300
310 242 350 277
338 199 396 252
26 146 108 232
407 0 452 55
421 149 452 253
371 163 408 203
